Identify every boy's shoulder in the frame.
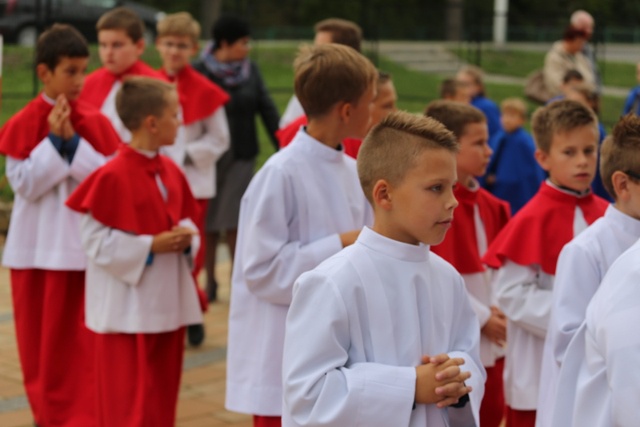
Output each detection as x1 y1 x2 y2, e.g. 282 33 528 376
170 65 229 125
476 186 511 212
0 96 50 159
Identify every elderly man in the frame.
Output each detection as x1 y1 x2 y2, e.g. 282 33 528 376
571 10 601 92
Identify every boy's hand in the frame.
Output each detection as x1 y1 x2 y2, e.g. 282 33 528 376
482 306 507 346
48 96 72 138
415 354 471 406
151 226 197 253
339 230 360 247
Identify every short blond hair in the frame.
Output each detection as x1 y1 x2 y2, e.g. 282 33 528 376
157 12 200 44
294 43 377 118
458 65 486 95
424 100 485 139
314 18 362 52
116 76 176 131
531 99 597 153
600 114 640 200
501 97 527 118
96 7 145 42
358 110 458 204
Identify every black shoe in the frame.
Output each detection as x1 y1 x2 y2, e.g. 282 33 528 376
206 279 218 302
187 323 205 347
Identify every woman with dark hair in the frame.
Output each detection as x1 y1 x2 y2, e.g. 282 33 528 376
543 26 595 97
193 14 280 303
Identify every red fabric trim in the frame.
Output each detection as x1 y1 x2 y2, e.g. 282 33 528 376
160 65 229 125
481 357 506 427
66 144 199 235
80 60 167 109
432 185 511 273
482 182 608 275
0 95 120 159
342 138 362 159
253 415 282 427
277 115 307 148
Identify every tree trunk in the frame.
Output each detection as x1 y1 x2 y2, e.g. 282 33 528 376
200 0 223 41
446 0 464 41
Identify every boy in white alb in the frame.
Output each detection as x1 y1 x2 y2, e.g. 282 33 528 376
225 43 377 427
0 25 120 427
482 100 608 427
80 7 165 142
540 114 640 427
283 111 485 426
67 77 202 427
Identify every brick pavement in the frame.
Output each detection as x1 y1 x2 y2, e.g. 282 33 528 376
0 245 252 427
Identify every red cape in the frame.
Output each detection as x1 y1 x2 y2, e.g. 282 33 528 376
66 144 199 235
432 185 511 274
159 65 229 126
277 115 362 159
482 181 608 275
0 95 120 159
79 60 167 109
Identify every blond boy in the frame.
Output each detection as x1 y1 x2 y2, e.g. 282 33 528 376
440 78 471 103
538 114 640 427
80 6 165 141
67 77 202 427
155 11 231 345
225 43 376 426
483 100 608 427
483 98 545 214
283 111 485 426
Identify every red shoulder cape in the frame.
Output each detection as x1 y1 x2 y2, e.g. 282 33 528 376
431 185 511 274
80 60 167 109
0 95 120 159
482 182 608 275
159 65 229 126
66 144 199 235
277 115 362 159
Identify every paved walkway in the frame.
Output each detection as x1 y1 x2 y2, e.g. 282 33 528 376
0 245 252 427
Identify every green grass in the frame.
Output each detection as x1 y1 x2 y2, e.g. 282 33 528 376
0 43 633 201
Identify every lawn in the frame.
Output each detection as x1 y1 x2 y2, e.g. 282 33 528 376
0 42 632 201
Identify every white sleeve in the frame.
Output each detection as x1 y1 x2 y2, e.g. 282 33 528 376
495 261 552 338
80 214 153 286
283 271 416 427
184 108 230 169
239 167 343 306
551 244 601 365
68 138 111 182
6 138 69 201
599 286 640 426
279 95 305 128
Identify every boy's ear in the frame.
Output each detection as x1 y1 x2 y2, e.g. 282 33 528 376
611 171 630 201
337 101 352 123
144 114 158 133
372 179 393 210
135 37 145 56
36 63 52 84
534 148 551 171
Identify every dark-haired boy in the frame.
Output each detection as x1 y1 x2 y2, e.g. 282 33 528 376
80 6 165 142
0 24 119 426
483 100 608 427
225 43 375 427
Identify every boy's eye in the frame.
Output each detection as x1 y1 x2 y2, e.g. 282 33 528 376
429 184 443 192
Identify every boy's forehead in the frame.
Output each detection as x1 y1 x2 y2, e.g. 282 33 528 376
98 28 134 43
52 55 89 70
550 124 598 147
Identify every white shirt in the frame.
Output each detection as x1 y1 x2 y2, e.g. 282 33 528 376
225 129 373 416
283 227 485 427
3 94 111 270
161 108 230 199
493 188 591 410
100 81 130 143
537 205 640 427
569 238 640 427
